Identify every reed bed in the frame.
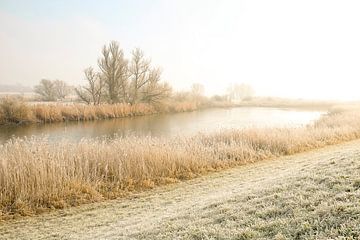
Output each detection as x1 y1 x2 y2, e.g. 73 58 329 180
0 96 341 125
33 103 158 123
1 109 360 219
0 98 202 125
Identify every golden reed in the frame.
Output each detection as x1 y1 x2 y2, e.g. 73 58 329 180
1 108 360 219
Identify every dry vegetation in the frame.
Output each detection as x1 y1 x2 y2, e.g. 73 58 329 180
1 107 360 219
0 96 338 125
132 142 360 239
2 140 359 239
235 96 338 110
0 97 205 125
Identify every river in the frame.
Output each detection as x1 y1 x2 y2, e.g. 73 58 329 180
0 107 323 143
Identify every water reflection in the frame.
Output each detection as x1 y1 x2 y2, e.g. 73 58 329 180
0 107 323 143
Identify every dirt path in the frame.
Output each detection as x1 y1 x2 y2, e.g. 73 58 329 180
1 140 360 240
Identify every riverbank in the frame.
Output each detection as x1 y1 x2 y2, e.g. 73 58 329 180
1 139 359 239
0 96 343 126
0 97 236 125
0 98 192 125
1 108 360 220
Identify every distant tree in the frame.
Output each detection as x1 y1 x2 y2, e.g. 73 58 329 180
139 68 172 104
75 67 105 105
34 79 71 101
54 80 71 100
76 41 171 105
190 83 205 105
128 48 172 104
191 83 205 97
227 83 254 102
98 41 128 104
75 88 91 105
34 79 56 101
128 48 151 104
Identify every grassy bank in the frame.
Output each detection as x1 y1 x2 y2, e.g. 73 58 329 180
0 96 341 125
133 142 360 239
1 108 360 219
0 97 236 125
0 98 203 125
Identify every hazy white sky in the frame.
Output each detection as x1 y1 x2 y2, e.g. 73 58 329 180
0 0 359 100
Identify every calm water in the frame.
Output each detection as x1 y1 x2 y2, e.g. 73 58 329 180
0 107 323 143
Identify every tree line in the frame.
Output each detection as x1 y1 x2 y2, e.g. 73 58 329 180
76 41 171 105
34 79 72 101
34 41 171 105
34 41 254 104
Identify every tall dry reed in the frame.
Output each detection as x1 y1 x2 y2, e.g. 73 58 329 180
0 97 34 124
0 97 203 125
1 109 360 219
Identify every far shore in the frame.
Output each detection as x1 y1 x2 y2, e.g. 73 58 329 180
0 95 353 126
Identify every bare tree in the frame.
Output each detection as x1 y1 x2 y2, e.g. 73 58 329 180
75 67 105 105
140 68 172 104
75 88 91 105
128 48 151 104
34 79 71 101
227 83 255 102
190 83 205 105
191 83 205 97
54 80 71 100
34 79 56 101
98 41 128 103
75 41 171 105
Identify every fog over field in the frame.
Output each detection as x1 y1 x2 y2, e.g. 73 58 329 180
1 0 360 100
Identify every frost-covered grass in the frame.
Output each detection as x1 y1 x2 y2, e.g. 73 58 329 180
134 142 360 240
1 139 359 239
1 108 360 219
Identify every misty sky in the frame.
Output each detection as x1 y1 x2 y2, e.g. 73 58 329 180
0 0 359 100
